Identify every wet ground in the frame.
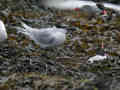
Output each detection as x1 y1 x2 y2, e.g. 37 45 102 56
0 5 120 90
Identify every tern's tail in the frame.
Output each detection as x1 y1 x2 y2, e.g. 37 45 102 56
14 22 32 33
13 26 31 37
21 22 31 30
12 21 33 35
19 22 34 34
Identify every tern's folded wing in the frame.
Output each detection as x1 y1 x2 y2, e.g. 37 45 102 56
33 31 55 45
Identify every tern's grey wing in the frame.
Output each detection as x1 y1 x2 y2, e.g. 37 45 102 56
33 31 55 44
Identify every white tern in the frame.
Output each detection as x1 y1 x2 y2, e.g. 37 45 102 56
15 22 67 48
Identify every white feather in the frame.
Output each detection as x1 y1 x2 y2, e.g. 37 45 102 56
0 20 7 42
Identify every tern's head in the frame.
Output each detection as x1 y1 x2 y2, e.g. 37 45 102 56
56 28 67 34
60 29 67 34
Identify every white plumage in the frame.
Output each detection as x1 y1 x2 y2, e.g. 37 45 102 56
88 54 107 63
0 20 7 42
42 0 120 12
16 22 67 48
